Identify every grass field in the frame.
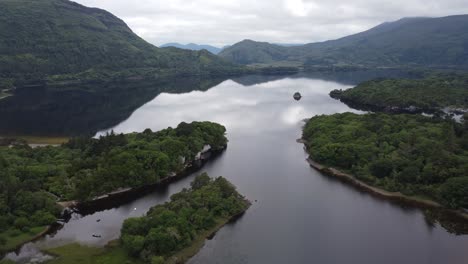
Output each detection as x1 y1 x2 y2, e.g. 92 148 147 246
3 136 70 145
0 226 48 253
44 242 143 264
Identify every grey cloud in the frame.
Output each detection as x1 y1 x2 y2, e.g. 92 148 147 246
75 0 468 47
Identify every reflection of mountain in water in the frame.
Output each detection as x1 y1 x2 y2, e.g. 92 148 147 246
0 69 425 137
0 77 225 137
231 69 424 87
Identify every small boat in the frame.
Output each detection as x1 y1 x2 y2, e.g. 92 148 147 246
96 219 101 222
293 92 302 101
92 234 102 238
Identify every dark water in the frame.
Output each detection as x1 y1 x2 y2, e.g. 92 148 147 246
4 72 468 264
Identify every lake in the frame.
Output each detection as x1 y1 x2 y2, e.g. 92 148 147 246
4 72 468 264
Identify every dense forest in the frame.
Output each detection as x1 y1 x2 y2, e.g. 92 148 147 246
330 74 468 112
120 173 250 263
303 113 468 209
0 121 227 250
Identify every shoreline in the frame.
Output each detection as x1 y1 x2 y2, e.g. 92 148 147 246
298 139 468 221
0 226 53 255
74 146 226 214
40 201 250 264
167 202 251 264
4 146 226 257
305 157 468 221
330 94 468 118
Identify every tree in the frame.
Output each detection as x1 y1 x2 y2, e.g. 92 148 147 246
176 122 194 137
151 256 165 264
32 211 57 226
121 217 147 236
191 173 211 190
439 177 468 209
14 217 30 231
370 159 393 178
396 166 420 184
121 235 145 257
145 228 177 255
214 177 237 198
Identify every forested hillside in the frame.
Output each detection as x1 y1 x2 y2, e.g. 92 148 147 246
160 43 223 54
0 0 242 88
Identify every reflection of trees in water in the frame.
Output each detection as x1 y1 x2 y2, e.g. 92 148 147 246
317 168 468 235
0 77 225 137
423 209 468 235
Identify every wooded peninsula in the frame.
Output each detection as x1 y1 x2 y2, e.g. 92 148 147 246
0 121 227 252
330 74 468 113
303 113 468 210
36 174 250 264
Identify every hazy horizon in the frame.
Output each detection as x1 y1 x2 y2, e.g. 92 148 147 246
74 0 468 47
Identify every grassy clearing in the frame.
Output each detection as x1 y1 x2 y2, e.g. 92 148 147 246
14 136 69 145
0 226 48 253
44 242 143 264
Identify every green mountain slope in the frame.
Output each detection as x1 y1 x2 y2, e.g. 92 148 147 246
160 43 222 54
217 40 289 65
219 15 468 68
0 0 241 87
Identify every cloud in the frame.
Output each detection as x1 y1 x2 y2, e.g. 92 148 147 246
74 0 468 47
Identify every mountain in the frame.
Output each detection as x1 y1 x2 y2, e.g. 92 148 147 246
219 15 468 68
160 43 223 54
273 43 305 47
0 0 242 88
218 40 290 65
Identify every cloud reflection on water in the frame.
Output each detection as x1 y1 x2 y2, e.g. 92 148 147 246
97 77 360 137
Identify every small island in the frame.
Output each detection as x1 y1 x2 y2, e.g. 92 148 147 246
43 174 250 264
302 113 468 212
329 74 468 114
0 121 228 253
293 92 302 101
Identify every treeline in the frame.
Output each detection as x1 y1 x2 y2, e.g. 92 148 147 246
0 121 227 242
330 74 468 112
303 113 468 209
120 173 250 263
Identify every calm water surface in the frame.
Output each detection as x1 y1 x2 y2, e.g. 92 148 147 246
5 74 468 264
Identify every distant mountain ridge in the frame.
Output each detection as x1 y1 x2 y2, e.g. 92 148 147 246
160 43 223 54
219 15 468 68
0 0 242 88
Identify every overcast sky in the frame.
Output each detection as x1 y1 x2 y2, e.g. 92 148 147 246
74 0 468 47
